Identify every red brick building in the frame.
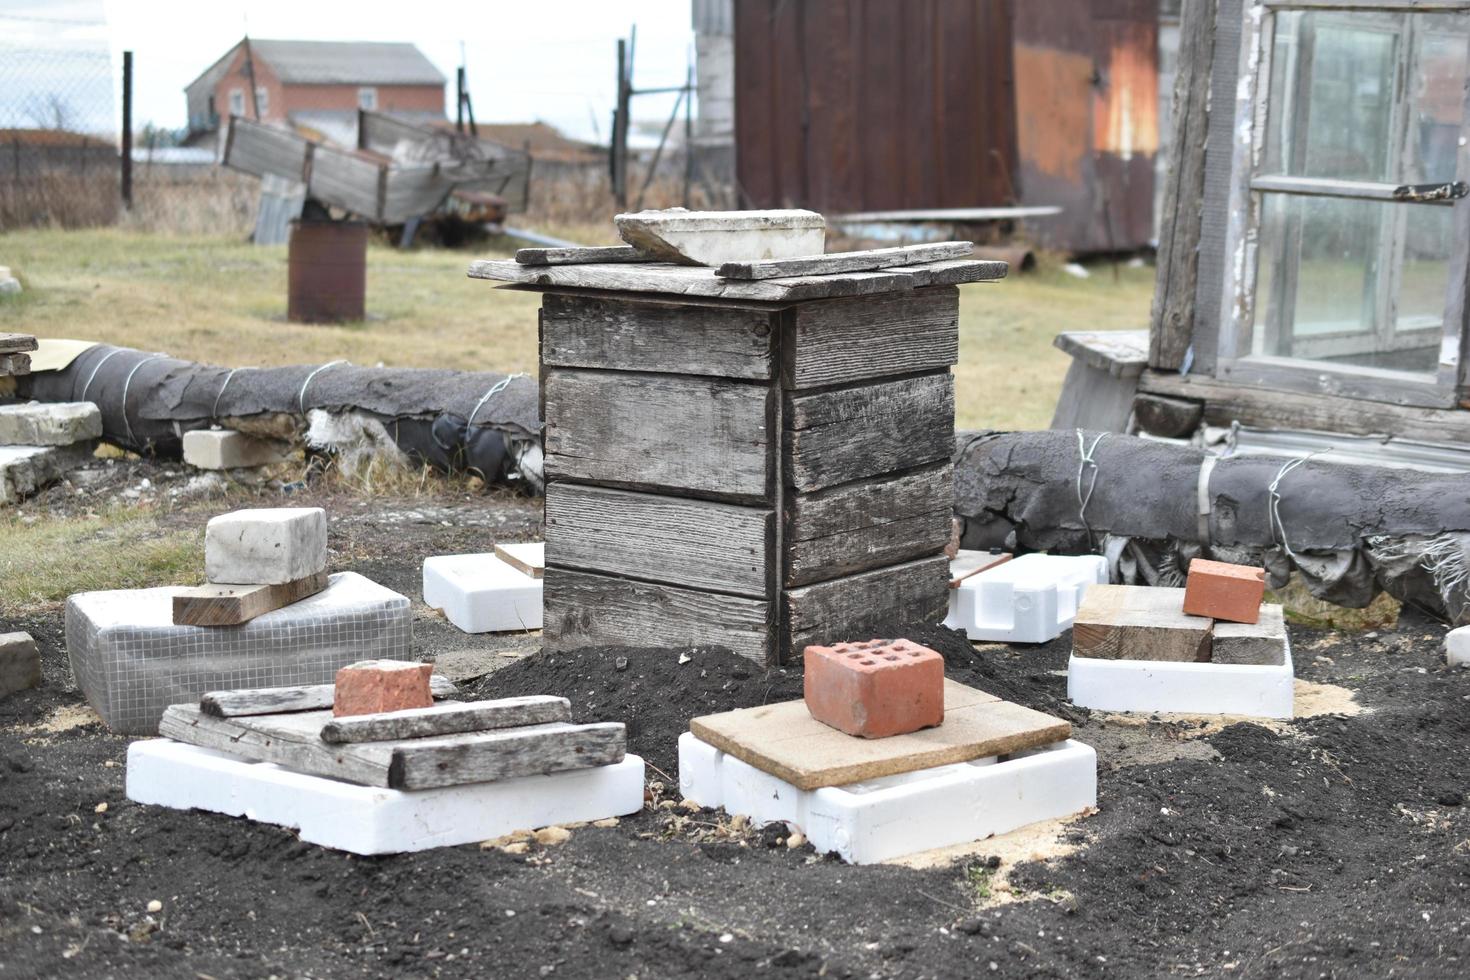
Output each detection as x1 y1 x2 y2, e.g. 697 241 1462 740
185 39 445 142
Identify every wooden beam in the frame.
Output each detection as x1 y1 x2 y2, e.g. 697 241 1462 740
1149 0 1217 371
515 245 651 265
493 542 544 579
172 571 330 627
716 242 982 280
1072 585 1213 663
200 674 458 718
319 696 571 744
0 333 38 355
1249 174 1464 204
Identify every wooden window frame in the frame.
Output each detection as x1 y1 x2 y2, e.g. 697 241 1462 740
1217 0 1470 408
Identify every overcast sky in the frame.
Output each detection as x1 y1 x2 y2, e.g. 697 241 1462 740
0 0 694 140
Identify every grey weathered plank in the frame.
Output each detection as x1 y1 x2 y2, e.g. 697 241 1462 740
1072 585 1213 663
543 567 773 663
546 483 773 597
543 368 771 501
717 242 978 280
0 334 38 355
200 674 458 718
785 373 954 491
539 292 776 380
172 570 329 627
781 287 959 389
468 258 924 302
224 118 309 181
0 353 31 376
784 463 952 587
517 245 652 265
1149 0 1215 371
782 554 951 659
319 696 571 744
308 146 384 221
1048 357 1139 433
161 704 625 790
1053 330 1150 379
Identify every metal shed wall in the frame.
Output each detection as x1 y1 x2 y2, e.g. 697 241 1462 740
733 0 1019 215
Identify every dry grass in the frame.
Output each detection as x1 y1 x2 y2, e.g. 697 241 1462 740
0 229 1153 430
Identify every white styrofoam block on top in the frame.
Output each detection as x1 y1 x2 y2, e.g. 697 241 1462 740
206 507 327 585
1067 640 1295 719
423 553 543 633
127 739 646 855
1446 626 1470 667
944 553 1109 644
678 732 1097 864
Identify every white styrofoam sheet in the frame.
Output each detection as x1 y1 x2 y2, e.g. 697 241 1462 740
127 739 645 855
1066 642 1295 719
678 732 1097 864
422 552 543 633
944 553 1109 644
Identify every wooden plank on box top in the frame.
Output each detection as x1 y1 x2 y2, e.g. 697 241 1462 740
172 570 329 627
689 679 1069 789
493 541 545 579
0 334 38 355
716 241 979 280
1072 584 1213 663
781 286 960 390
468 258 919 302
516 245 651 265
319 696 572 743
200 674 458 718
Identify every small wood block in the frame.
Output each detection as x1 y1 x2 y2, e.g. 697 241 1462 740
493 541 545 579
1183 559 1267 624
515 245 652 265
716 241 978 280
172 570 329 626
690 679 1070 789
1072 584 1213 663
201 674 457 717
319 696 572 744
334 660 433 717
0 353 31 376
1213 604 1288 666
0 333 37 355
948 551 1012 588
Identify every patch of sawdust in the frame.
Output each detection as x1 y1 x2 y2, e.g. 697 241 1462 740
1092 679 1365 741
16 703 103 735
887 810 1094 908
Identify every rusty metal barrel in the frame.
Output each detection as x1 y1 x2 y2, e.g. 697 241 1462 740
287 219 368 323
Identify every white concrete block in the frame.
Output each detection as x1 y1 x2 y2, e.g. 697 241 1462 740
0 443 95 504
615 208 826 266
678 732 1097 865
1446 626 1470 667
1067 641 1295 719
423 553 542 633
944 553 1110 644
127 739 646 855
0 402 102 447
183 429 288 470
205 507 327 585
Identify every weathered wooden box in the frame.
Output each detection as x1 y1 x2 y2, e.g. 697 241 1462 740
470 256 1003 664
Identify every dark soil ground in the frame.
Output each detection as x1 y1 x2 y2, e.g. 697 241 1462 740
2 479 1469 979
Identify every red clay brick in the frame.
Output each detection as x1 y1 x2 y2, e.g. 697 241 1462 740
803 639 944 739
333 660 434 717
1182 559 1266 624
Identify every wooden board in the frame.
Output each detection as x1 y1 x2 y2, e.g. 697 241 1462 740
785 372 953 491
0 353 30 376
159 704 625 790
781 287 959 389
546 483 773 597
782 555 951 659
543 567 773 663
224 118 310 181
539 292 776 380
1072 584 1213 663
200 674 458 718
517 245 651 265
785 464 952 588
948 551 1012 588
320 696 571 744
493 542 545 579
172 570 330 627
0 333 37 355
717 242 983 280
543 368 772 501
469 257 1003 303
690 679 1071 789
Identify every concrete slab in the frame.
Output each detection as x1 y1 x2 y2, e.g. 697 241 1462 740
0 402 102 447
183 429 289 470
0 442 96 504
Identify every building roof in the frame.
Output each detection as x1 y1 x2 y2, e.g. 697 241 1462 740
223 39 446 87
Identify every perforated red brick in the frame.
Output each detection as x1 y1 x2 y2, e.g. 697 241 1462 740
803 639 944 739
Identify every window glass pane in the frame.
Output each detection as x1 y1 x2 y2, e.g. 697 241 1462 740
1254 193 1447 377
1266 11 1401 182
1406 29 1469 184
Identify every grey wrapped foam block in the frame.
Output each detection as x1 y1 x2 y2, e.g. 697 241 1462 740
66 571 411 735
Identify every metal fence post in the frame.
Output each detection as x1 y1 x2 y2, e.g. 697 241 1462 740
121 49 133 211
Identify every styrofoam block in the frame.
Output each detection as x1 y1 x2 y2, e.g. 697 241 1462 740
1446 626 1470 667
944 553 1109 643
678 732 1096 864
127 739 646 855
423 553 542 633
1067 640 1295 719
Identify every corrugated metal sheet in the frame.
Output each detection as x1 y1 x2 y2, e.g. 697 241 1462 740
734 0 1019 215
